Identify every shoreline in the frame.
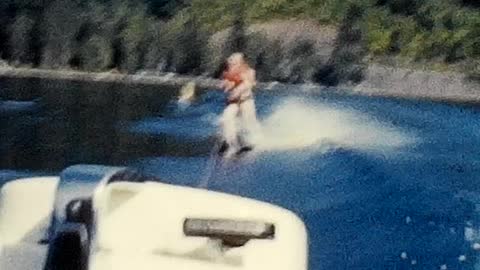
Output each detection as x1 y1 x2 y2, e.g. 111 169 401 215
0 66 221 89
349 64 480 106
0 66 479 106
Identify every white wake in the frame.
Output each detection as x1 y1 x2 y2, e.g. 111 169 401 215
246 98 416 153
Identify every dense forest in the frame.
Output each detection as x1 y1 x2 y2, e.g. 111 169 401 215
0 0 479 84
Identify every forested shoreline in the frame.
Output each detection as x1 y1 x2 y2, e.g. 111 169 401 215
0 0 479 86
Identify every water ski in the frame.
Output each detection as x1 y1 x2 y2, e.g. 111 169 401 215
217 139 254 158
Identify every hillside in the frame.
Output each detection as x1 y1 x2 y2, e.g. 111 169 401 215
0 0 478 85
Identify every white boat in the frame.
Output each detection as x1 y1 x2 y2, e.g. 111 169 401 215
0 165 308 270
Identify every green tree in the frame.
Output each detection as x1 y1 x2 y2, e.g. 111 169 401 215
81 35 113 71
143 20 166 70
74 1 114 71
174 14 206 74
224 2 247 55
315 1 367 85
215 1 247 77
9 13 35 65
118 9 151 73
41 0 84 68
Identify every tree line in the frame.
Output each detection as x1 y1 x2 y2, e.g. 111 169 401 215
0 0 194 73
0 0 478 84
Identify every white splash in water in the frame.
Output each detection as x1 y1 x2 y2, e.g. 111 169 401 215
177 100 191 111
248 98 415 153
405 216 412 224
465 227 476 241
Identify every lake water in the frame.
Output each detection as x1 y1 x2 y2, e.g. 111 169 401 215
2 77 480 269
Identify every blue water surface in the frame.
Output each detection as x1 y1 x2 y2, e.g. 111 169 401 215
133 90 480 270
2 79 480 269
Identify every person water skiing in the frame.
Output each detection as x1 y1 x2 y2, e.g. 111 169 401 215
218 52 261 158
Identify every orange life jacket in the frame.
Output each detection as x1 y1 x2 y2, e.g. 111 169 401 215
222 69 243 87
